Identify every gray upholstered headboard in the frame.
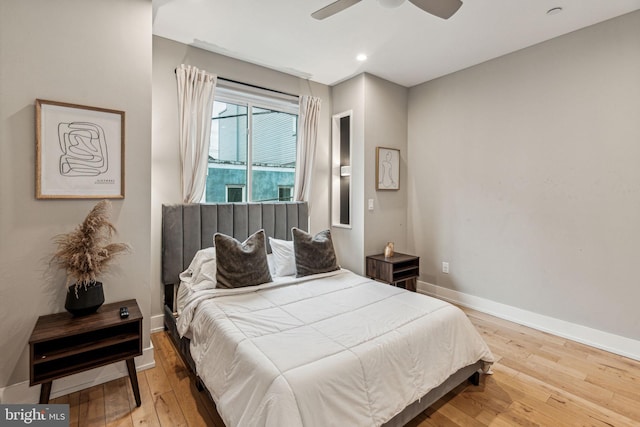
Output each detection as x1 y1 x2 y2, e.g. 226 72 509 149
161 202 308 288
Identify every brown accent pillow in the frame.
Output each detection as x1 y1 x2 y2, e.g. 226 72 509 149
292 228 339 277
214 230 272 289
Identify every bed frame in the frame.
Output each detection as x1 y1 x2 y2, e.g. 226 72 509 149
161 202 482 427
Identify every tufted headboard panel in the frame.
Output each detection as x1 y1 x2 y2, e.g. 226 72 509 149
161 202 308 287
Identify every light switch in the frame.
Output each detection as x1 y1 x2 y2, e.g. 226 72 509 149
368 199 374 211
442 262 449 274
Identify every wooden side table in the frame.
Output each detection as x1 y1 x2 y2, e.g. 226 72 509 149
29 299 143 406
366 252 420 292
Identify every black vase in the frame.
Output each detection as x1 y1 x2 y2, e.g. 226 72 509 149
65 281 105 316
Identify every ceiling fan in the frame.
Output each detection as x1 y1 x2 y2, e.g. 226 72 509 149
312 0 463 20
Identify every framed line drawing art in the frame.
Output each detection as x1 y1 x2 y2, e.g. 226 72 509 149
36 99 125 199
376 147 400 190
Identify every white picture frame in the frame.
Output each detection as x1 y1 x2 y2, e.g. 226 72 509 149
36 99 125 199
376 147 400 191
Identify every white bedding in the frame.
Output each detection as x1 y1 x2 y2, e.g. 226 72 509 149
178 269 494 427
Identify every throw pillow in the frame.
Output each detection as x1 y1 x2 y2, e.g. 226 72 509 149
215 230 272 289
292 228 339 277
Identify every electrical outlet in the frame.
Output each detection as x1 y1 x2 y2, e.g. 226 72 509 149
442 262 449 274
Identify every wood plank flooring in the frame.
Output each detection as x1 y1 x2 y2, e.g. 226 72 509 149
52 307 640 426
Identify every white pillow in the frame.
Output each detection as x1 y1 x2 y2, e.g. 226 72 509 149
179 247 217 289
266 253 277 277
268 237 296 277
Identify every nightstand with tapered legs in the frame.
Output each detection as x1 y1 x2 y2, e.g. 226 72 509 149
29 299 143 405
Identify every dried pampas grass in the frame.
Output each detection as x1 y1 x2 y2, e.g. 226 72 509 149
52 200 130 292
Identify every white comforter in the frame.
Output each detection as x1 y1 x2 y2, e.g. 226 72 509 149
178 269 494 427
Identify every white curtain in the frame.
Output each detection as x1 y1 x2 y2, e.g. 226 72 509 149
294 95 321 201
176 64 217 203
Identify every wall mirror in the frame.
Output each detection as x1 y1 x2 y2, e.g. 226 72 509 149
331 110 352 227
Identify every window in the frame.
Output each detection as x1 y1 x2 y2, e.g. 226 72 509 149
278 186 293 202
226 185 245 202
204 82 298 203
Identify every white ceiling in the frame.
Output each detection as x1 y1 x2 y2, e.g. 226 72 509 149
153 0 640 88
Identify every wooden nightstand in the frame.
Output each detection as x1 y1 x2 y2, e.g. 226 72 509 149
366 253 420 292
29 299 143 406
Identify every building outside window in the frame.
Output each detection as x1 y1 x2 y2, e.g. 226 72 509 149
204 83 298 203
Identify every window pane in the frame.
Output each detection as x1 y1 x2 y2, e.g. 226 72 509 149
226 186 245 202
205 88 298 203
206 101 248 202
251 106 297 202
278 186 293 202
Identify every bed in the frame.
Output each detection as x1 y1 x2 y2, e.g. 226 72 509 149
162 202 494 427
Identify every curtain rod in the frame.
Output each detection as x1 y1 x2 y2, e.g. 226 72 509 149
174 68 299 99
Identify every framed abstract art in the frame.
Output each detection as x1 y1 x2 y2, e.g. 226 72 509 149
36 99 125 199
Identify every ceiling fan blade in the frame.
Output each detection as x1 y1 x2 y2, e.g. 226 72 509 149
311 0 362 20
408 0 463 19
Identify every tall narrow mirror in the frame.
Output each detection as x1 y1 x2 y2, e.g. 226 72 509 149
332 111 352 227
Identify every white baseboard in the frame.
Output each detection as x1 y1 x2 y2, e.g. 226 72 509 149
418 281 640 362
150 314 165 333
0 345 155 404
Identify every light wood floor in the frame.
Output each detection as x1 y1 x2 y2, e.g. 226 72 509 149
52 307 640 426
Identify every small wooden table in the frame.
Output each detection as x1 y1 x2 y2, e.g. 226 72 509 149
29 299 143 406
366 252 420 292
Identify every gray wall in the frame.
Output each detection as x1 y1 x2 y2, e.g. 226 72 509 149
407 11 640 340
151 36 332 319
0 0 152 389
331 75 366 272
363 75 408 259
331 74 408 273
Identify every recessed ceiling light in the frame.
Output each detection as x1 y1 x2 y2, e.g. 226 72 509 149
547 7 563 16
378 0 405 8
356 53 367 61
